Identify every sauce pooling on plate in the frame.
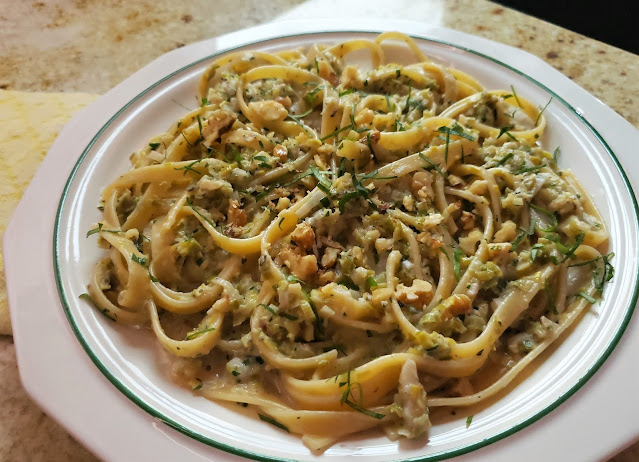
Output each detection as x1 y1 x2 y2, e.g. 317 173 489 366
83 32 614 451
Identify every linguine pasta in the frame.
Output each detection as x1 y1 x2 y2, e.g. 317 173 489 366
84 32 614 451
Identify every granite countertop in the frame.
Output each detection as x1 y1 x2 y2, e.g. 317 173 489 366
1 0 638 460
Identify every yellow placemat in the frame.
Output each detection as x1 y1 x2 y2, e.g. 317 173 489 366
0 90 99 335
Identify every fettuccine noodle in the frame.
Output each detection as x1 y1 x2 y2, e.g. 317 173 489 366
83 32 614 452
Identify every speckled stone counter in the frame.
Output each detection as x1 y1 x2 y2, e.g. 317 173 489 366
1 1 638 460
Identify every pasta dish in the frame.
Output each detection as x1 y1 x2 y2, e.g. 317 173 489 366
83 32 614 451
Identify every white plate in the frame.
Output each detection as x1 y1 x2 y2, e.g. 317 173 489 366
5 20 639 462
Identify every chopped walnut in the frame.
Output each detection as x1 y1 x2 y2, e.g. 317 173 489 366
459 228 483 255
468 180 488 195
494 220 517 243
488 242 513 266
202 110 236 146
273 144 288 161
340 65 362 88
411 171 435 201
437 294 473 321
318 270 336 285
372 287 394 308
274 96 292 109
280 249 318 281
227 199 247 226
395 279 434 307
354 108 375 125
291 223 315 250
320 247 341 268
248 100 288 121
460 211 476 231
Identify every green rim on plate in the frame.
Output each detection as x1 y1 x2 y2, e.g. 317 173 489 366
53 30 639 462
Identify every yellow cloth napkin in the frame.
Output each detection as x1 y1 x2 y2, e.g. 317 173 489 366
0 90 99 335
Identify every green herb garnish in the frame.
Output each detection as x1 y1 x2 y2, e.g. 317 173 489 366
535 97 553 125
437 123 476 141
338 369 385 419
529 203 558 232
131 254 148 267
497 126 517 141
320 124 353 142
309 165 333 194
514 163 546 175
384 94 395 112
531 243 544 261
174 159 204 175
577 291 596 304
453 247 464 280
419 153 447 177
561 233 584 262
338 277 360 291
259 303 298 321
86 223 121 237
79 293 115 321
507 84 523 108
302 289 324 337
495 152 514 167
185 326 216 340
258 413 290 432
